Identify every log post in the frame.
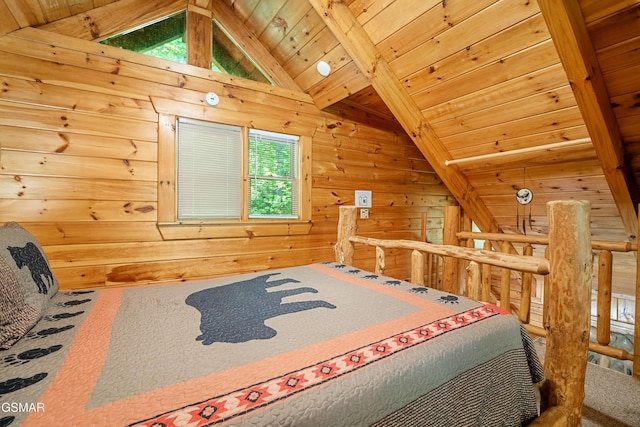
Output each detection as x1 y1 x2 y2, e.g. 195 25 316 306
411 250 425 285
462 211 474 287
375 246 385 275
519 243 533 323
335 206 357 264
466 261 481 300
500 240 512 312
434 256 442 290
543 246 550 325
596 250 612 345
422 212 433 287
442 205 460 294
482 240 492 302
540 200 592 425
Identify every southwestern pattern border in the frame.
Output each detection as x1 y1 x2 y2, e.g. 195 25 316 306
132 305 502 427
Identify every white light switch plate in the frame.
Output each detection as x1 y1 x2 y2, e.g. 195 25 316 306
355 190 372 208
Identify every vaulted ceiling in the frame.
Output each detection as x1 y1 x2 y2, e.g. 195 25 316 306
1 0 639 247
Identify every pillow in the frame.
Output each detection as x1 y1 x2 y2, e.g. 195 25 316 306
0 222 59 349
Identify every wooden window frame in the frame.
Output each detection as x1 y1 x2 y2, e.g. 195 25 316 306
156 104 312 240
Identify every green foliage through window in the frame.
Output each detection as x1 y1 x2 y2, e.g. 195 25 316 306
212 20 270 84
100 12 187 64
248 130 298 218
144 38 187 64
99 11 271 84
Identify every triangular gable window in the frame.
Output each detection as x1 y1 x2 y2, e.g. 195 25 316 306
212 19 270 84
100 12 187 64
100 11 271 84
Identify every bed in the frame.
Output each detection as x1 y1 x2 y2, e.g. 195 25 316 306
0 201 592 426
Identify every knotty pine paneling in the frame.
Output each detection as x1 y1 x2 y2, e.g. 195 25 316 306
407 13 551 102
412 40 561 111
254 0 310 53
0 126 158 161
0 27 453 289
1 150 157 181
293 43 354 95
374 0 496 63
423 63 569 124
0 75 158 121
0 175 158 201
440 107 586 151
390 0 538 81
432 85 578 139
449 127 594 168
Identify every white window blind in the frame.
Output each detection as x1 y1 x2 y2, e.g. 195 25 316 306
248 129 299 219
177 118 242 220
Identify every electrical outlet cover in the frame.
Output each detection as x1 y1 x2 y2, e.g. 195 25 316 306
355 190 372 208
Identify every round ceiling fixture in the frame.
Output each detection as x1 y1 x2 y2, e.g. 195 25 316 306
204 92 220 107
316 61 331 77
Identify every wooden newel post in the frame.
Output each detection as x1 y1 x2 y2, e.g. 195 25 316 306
335 206 358 264
541 200 592 425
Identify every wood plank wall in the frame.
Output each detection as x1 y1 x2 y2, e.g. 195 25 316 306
0 27 454 289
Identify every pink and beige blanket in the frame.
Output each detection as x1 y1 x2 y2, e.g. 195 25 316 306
0 262 542 426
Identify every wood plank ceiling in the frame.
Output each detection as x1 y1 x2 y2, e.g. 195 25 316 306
1 0 639 245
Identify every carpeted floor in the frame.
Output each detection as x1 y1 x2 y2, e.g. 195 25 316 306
533 338 640 426
582 361 640 427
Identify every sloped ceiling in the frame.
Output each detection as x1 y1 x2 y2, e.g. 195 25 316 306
1 0 639 246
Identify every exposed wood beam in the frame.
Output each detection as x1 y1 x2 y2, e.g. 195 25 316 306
538 0 639 241
211 2 302 92
187 5 212 69
0 1 28 34
307 0 502 234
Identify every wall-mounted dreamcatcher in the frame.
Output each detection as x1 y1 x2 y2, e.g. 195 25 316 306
515 168 533 234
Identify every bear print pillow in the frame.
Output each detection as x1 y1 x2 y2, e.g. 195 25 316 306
0 222 59 349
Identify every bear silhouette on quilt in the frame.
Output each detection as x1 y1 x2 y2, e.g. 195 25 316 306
186 273 336 344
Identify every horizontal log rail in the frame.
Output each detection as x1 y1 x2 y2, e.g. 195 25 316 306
456 231 638 252
349 235 550 275
525 324 634 362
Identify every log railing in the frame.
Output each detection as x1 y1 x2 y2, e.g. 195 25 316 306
455 221 639 381
336 201 594 425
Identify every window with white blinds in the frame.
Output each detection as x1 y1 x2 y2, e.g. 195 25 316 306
176 118 300 222
177 118 242 220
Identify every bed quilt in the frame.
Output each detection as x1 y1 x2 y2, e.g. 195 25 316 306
0 262 543 426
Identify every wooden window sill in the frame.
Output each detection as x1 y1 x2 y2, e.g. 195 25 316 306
157 220 312 240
